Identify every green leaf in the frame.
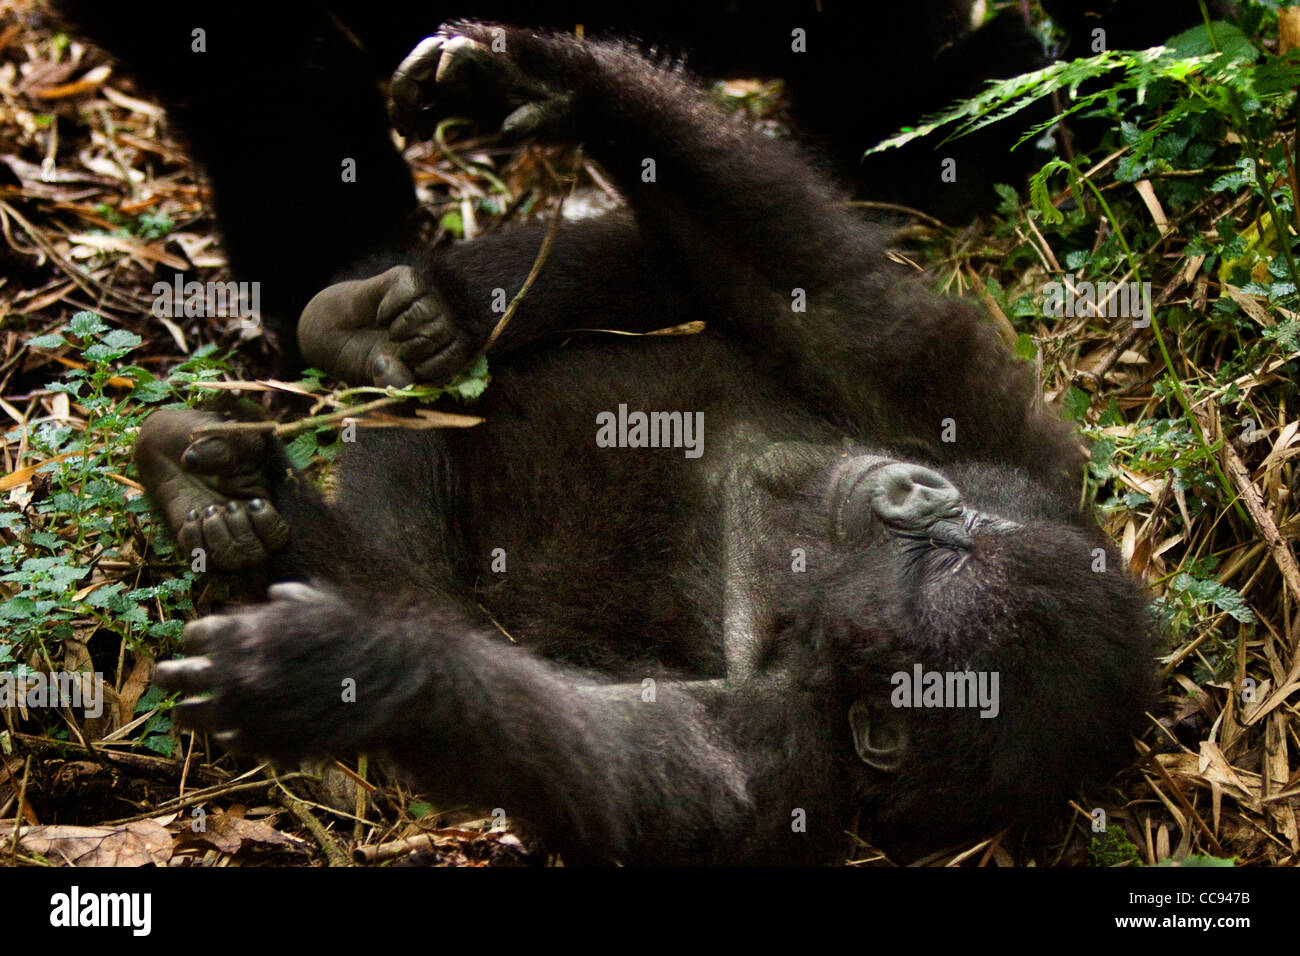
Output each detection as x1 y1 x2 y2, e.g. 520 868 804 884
1170 572 1257 623
444 356 491 402
101 329 143 352
27 333 68 350
1063 386 1092 422
69 312 108 337
285 430 321 471
1163 22 1256 62
1028 158 1071 224
440 210 465 239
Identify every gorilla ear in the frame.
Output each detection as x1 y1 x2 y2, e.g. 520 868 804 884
848 700 908 772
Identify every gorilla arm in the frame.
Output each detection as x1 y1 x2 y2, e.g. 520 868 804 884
154 580 836 865
385 25 1081 490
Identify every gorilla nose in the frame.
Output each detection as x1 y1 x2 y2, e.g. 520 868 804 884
868 463 962 529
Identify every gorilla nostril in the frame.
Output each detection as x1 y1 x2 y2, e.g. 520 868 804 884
882 473 917 507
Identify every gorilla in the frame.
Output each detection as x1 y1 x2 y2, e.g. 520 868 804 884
131 23 1156 864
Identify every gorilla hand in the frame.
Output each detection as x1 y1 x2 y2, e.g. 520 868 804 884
388 24 578 142
154 582 436 761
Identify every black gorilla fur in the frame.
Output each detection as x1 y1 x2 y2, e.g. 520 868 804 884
51 0 1196 355
127 23 1157 864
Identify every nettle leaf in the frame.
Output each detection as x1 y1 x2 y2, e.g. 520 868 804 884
0 597 36 621
1211 163 1257 193
68 311 108 337
100 329 143 352
27 333 68 350
132 379 174 403
1063 386 1092 422
1171 572 1257 622
444 356 491 402
1263 321 1300 352
285 430 322 471
142 734 174 757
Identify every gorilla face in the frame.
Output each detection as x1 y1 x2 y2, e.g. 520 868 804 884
801 449 1151 847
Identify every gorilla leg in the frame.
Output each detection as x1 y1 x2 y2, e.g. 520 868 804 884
297 213 694 386
155 578 792 863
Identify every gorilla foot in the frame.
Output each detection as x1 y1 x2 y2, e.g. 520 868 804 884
298 265 476 387
134 409 289 571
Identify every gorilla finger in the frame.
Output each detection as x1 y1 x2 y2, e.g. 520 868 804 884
176 515 203 561
434 35 492 86
181 613 243 655
502 97 571 138
384 297 441 343
396 330 454 366
268 582 332 604
299 269 405 355
390 36 445 134
394 36 445 87
217 501 271 565
388 294 448 341
375 267 421 326
247 498 290 552
369 350 415 389
413 342 473 384
173 696 229 736
198 504 242 569
154 656 216 695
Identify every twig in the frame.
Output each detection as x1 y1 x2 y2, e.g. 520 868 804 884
8 757 31 860
846 200 947 230
278 785 351 867
475 148 582 357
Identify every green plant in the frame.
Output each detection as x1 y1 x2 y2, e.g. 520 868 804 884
1 313 228 750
